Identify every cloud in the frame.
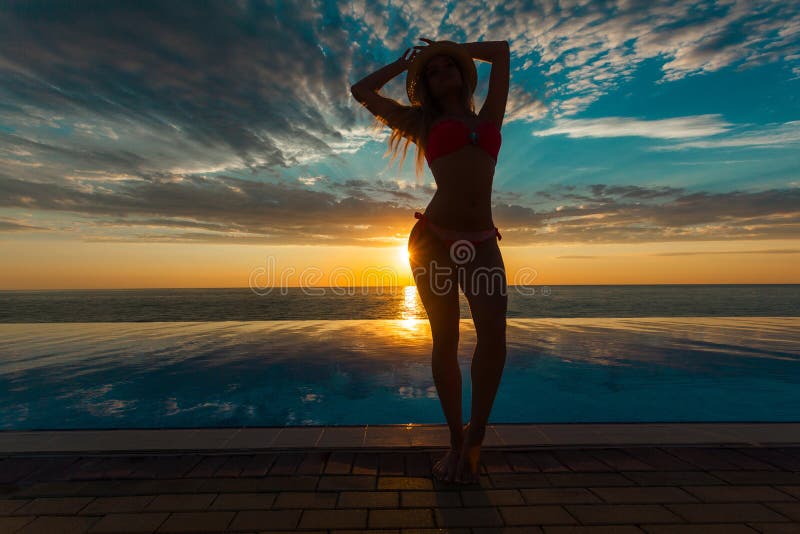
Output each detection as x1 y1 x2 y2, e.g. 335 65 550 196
650 120 800 150
532 114 733 139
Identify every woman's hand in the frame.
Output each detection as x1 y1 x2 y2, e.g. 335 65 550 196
397 37 436 70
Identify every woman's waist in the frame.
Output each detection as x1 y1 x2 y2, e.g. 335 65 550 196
421 205 497 231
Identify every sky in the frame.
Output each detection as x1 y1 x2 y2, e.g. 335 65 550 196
1 0 799 289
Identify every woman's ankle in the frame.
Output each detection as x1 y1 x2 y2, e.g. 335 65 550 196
465 421 486 445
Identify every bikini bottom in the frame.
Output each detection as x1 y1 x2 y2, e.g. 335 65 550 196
411 211 502 249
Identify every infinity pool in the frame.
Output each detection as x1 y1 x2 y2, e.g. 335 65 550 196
1 317 798 430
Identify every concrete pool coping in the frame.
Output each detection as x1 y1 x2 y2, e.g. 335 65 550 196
1 422 799 455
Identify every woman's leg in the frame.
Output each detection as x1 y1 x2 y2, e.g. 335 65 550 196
408 220 465 482
455 237 508 483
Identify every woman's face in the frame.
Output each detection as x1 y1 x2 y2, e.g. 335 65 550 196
424 54 462 99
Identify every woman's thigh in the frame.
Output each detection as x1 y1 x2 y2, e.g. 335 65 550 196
408 220 460 343
457 238 508 340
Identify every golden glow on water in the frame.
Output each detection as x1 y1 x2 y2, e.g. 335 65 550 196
399 285 426 330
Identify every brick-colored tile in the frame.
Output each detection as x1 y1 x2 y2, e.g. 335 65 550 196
80 495 156 515
435 506 504 527
400 490 461 507
763 502 800 521
377 476 433 490
208 492 276 510
745 523 800 533
489 473 550 488
144 493 216 511
564 504 682 524
542 527 643 533
590 486 698 503
641 525 759 533
0 497 30 514
622 471 725 486
665 502 789 522
546 473 634 487
317 475 375 491
711 471 800 485
684 485 796 502
499 505 578 525
272 491 338 509
15 496 94 515
337 490 398 508
227 509 301 531
87 512 169 533
298 508 367 529
521 487 603 504
460 489 524 506
0 516 35 533
154 511 235 532
15 515 99 533
369 508 434 528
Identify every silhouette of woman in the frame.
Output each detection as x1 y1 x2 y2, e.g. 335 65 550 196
351 38 510 484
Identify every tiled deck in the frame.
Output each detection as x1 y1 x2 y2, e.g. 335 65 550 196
1 423 799 532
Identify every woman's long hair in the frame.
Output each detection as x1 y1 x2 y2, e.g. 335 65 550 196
369 55 477 183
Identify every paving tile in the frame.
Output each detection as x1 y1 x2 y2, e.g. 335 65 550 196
543 527 645 533
369 508 435 528
434 506 504 527
546 472 635 487
377 477 433 490
7 480 91 498
774 485 800 499
683 485 796 502
521 488 603 504
0 497 30 514
0 516 35 533
14 514 99 533
153 510 235 532
317 475 375 491
620 448 695 471
271 427 324 449
745 523 800 533
764 502 800 521
499 504 578 525
553 450 615 472
622 471 726 486
325 451 355 474
400 490 461 507
268 452 305 475
378 453 405 476
364 426 411 447
144 493 216 511
296 451 327 475
404 453 432 477
504 451 542 472
213 454 254 477
527 451 570 472
14 495 94 515
79 495 157 514
665 502 790 522
589 486 698 503
564 504 683 524
227 509 301 531
208 492 275 510
239 454 277 477
710 470 800 485
351 453 379 475
459 489 524 506
640 525 760 533
659 447 742 470
221 427 282 450
586 448 654 471
475 528 544 534
488 473 550 488
317 427 366 448
337 491 398 508
272 491 338 509
87 512 169 533
298 508 367 529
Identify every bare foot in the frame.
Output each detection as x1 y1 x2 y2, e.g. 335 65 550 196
432 423 467 483
454 421 484 484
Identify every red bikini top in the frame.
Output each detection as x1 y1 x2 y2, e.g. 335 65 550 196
425 118 502 165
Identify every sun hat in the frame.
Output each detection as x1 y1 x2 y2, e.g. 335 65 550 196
406 40 477 106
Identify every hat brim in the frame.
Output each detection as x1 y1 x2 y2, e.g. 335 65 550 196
406 40 477 106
